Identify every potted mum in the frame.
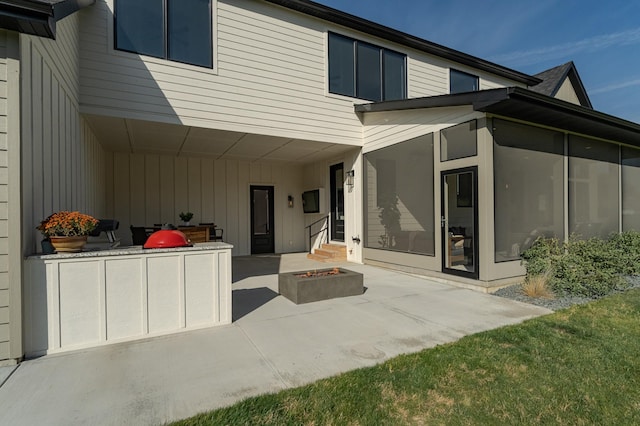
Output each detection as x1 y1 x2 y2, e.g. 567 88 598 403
37 211 99 253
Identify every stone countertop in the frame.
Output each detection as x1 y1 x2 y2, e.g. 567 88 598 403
27 241 234 260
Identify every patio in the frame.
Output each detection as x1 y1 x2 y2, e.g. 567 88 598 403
0 254 550 425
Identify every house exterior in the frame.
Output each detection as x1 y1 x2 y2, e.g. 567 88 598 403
0 0 639 363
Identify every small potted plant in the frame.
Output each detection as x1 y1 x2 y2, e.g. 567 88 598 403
179 211 194 226
37 211 99 253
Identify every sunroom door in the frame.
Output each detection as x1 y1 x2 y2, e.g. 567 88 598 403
441 167 478 279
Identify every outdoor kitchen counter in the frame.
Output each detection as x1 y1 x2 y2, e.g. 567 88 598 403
27 241 233 260
24 242 233 357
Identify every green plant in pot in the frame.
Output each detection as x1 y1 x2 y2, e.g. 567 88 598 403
179 211 194 226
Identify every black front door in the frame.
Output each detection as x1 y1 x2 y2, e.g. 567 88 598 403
251 185 275 254
330 163 345 242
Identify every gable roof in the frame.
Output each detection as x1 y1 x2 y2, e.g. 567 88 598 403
354 87 640 148
0 0 94 39
530 61 592 108
263 0 541 86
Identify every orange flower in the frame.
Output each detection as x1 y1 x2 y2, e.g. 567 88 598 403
37 211 99 237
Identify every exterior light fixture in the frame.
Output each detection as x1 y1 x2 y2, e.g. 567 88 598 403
346 170 355 188
288 195 294 208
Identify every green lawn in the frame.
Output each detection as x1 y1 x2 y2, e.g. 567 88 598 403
174 289 640 425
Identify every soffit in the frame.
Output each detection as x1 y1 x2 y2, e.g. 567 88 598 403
83 115 357 164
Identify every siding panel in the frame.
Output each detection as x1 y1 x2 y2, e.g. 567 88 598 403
107 154 305 254
0 30 12 360
22 12 109 252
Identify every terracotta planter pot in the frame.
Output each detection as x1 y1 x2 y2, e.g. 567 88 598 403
50 236 88 253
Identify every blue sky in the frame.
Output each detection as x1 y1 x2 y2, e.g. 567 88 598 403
314 0 640 123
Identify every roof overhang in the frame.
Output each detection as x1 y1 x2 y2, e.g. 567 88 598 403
355 87 640 148
263 0 541 86
0 0 94 39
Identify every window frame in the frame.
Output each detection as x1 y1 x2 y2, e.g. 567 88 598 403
450 68 479 94
328 32 407 102
114 0 214 69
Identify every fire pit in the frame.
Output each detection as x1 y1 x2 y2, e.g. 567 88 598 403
278 267 364 304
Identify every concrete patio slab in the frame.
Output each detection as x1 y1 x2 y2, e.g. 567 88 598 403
0 365 16 386
0 254 551 426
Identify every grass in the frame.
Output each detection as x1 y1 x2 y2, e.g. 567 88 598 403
173 289 640 425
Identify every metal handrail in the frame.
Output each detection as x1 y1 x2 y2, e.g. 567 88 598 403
304 214 330 252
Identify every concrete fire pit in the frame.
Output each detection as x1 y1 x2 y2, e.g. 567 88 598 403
278 267 364 304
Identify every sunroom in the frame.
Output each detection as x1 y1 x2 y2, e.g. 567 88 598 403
356 87 640 290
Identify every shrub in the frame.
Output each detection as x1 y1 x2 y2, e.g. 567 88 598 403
608 231 640 275
521 233 637 298
521 236 562 277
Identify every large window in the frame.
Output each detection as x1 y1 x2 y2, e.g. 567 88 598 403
115 0 212 68
364 134 435 255
569 136 619 239
622 146 640 231
328 32 406 102
450 69 479 94
440 120 477 161
493 120 564 262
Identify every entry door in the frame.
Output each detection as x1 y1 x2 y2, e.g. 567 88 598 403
441 167 478 279
330 163 345 242
251 185 275 254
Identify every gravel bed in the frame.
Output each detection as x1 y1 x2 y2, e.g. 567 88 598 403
493 276 640 311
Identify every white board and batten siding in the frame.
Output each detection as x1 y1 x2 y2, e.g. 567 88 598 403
106 152 306 255
21 14 107 256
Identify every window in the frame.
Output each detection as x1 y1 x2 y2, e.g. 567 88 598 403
568 136 619 239
115 0 212 68
364 134 435 255
493 120 564 262
440 120 477 161
450 69 479 94
328 32 406 102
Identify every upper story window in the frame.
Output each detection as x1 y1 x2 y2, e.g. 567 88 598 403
450 69 479 94
115 0 213 68
328 32 406 102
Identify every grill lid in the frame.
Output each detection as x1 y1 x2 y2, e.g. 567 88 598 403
143 230 192 249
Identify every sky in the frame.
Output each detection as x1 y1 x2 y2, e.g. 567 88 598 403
314 0 640 123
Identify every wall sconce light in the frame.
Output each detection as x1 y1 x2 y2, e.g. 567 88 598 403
346 170 355 188
288 195 294 208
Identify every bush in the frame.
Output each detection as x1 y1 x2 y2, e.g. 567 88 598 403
521 237 562 277
521 232 639 298
608 231 640 275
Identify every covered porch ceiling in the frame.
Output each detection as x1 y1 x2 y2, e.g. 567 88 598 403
84 114 358 164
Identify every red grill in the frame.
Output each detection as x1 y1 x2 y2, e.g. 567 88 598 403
143 230 192 249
